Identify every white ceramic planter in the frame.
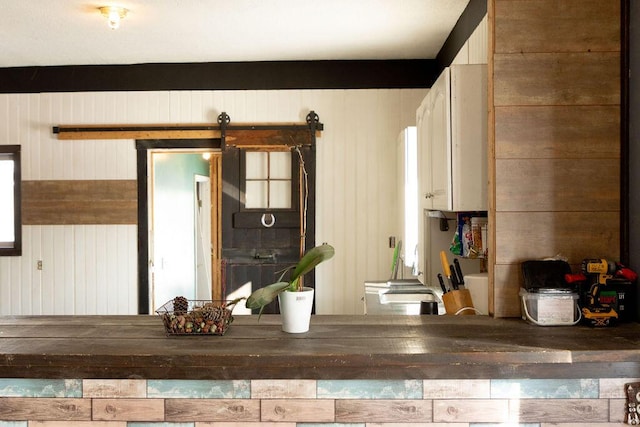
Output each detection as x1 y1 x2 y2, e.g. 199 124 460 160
278 287 314 333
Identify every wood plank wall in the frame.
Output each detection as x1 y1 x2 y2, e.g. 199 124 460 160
22 180 137 225
489 0 621 316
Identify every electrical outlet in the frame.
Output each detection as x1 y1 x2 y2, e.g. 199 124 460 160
389 236 396 248
37 260 43 270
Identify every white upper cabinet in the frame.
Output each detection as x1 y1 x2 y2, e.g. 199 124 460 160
417 64 487 212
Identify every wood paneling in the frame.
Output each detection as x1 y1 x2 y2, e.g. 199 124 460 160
495 106 620 159
495 159 620 211
82 379 146 398
433 399 509 423
22 180 137 225
492 264 522 317
515 399 609 423
92 398 164 421
335 400 432 423
495 212 620 265
494 52 620 106
489 0 621 316
495 0 621 54
0 397 91 421
261 399 335 423
165 399 260 422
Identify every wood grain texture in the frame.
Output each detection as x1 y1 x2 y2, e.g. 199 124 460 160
250 379 316 399
0 397 91 420
57 129 221 140
225 129 314 147
92 398 164 421
433 399 509 423
515 399 609 423
29 422 127 427
493 264 525 318
82 379 146 398
22 180 137 225
487 0 497 317
495 106 620 159
495 158 620 212
489 0 621 317
495 212 620 265
494 0 620 54
494 52 620 106
260 399 335 422
423 379 491 399
335 399 431 423
1 315 640 380
165 398 260 422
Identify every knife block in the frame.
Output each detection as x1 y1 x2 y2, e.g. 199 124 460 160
442 289 476 315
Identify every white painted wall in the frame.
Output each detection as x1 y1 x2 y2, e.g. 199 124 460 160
0 88 426 315
0 15 487 316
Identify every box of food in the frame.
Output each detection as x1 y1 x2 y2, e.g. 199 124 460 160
156 297 240 336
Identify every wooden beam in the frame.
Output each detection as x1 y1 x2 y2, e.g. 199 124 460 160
53 123 321 142
53 124 222 140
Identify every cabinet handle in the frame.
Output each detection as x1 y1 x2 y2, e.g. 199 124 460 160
424 193 434 199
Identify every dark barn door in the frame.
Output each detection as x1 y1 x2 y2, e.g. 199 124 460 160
221 144 316 314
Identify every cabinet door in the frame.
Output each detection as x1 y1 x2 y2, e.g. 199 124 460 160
416 92 433 211
450 64 488 211
428 68 452 211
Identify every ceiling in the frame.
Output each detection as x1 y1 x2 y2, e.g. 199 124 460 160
0 0 470 68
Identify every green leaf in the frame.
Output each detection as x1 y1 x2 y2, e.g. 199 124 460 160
245 281 290 310
290 244 335 283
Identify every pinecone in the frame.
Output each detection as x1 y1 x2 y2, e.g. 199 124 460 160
201 303 226 322
173 296 189 315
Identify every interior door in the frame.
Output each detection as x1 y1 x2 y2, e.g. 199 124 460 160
221 145 316 314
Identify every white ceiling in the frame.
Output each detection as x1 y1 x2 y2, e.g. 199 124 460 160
0 0 470 68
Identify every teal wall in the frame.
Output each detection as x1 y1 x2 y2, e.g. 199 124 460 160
153 153 209 309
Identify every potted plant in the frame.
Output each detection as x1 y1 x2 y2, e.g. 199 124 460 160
245 243 334 333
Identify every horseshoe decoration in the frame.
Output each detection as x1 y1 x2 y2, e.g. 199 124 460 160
261 213 276 228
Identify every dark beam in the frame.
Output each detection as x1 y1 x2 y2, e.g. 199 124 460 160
0 60 437 93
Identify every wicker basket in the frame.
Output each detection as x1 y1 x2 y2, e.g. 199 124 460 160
156 299 239 336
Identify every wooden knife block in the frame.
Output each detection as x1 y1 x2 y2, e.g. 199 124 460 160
442 289 476 315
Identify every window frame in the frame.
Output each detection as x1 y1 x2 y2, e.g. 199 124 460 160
233 147 301 229
0 145 21 256
239 148 300 214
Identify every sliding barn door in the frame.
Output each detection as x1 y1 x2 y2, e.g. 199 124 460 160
221 145 316 314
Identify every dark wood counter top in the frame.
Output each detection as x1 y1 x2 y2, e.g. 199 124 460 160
1 315 639 380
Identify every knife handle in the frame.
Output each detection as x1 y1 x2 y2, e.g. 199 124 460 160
440 251 451 277
453 258 465 285
450 264 460 290
437 273 447 293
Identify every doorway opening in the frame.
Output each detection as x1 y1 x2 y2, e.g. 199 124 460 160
136 139 221 314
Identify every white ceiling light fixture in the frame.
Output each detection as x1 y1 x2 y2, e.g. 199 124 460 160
99 6 129 30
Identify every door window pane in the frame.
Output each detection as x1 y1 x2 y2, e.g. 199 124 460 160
269 181 292 209
245 151 292 209
246 152 268 179
245 181 268 208
269 152 292 179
